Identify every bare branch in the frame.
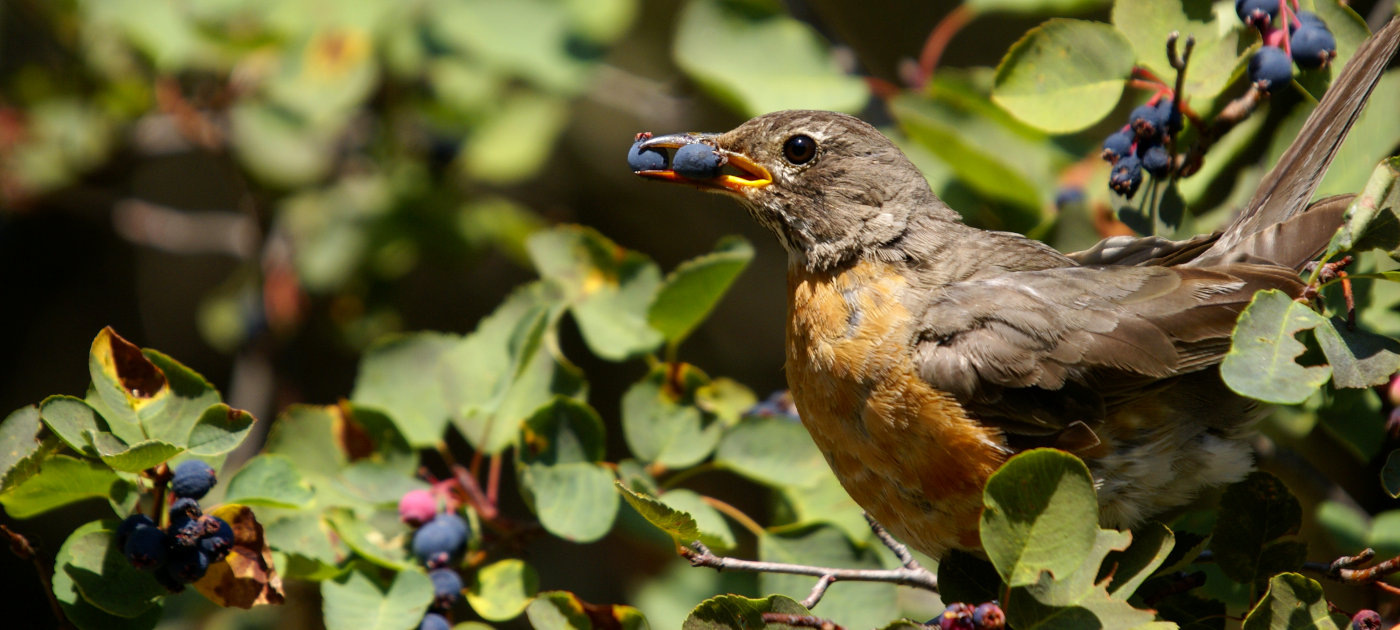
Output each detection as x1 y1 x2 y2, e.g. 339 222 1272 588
681 541 939 593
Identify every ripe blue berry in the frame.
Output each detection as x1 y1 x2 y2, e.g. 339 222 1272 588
117 514 157 549
627 140 667 172
1248 46 1293 92
672 143 723 179
169 497 202 523
1128 104 1167 141
1291 22 1337 69
420 613 452 630
171 460 217 500
412 514 468 568
166 546 212 583
199 516 235 560
1101 128 1134 163
1110 155 1144 199
429 568 463 609
1235 0 1278 28
1154 99 1182 135
1289 11 1326 33
124 524 169 570
1140 145 1171 177
972 602 1006 630
1351 610 1381 630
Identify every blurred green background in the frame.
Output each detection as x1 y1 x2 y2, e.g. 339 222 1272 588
3 0 1396 627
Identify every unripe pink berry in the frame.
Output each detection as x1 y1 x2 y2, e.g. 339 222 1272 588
398 489 437 526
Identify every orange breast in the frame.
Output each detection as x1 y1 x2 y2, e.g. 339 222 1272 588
785 260 1006 557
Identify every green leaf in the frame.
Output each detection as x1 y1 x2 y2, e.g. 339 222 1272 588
52 533 162 630
1104 522 1175 600
229 102 337 188
527 225 663 360
1240 573 1339 630
617 481 703 545
1312 317 1400 388
56 519 166 618
0 455 135 518
1112 0 1246 102
321 568 434 630
262 404 419 509
621 364 723 467
1367 510 1400 558
683 594 810 630
760 524 898 630
648 236 754 344
87 327 166 444
673 0 867 117
262 511 343 579
1 405 58 493
428 0 595 95
1382 450 1400 498
40 396 106 457
1315 501 1368 553
981 449 1100 587
350 331 459 447
776 471 871 541
526 591 593 630
992 19 1133 133
1317 388 1386 461
225 454 316 508
87 433 181 473
463 93 570 184
715 415 828 488
520 397 606 466
695 378 758 426
1209 472 1302 584
892 81 1067 218
465 559 540 621
658 489 736 552
325 508 416 571
519 462 618 542
1222 290 1332 404
138 350 223 447
185 404 256 456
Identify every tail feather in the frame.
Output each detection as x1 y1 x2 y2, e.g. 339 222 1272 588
1201 16 1400 262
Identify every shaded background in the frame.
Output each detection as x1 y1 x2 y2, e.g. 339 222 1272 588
3 0 1397 627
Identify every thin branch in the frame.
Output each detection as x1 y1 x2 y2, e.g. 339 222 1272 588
486 454 501 506
915 6 974 90
3 525 66 627
1304 547 1400 597
760 612 846 630
681 541 939 593
802 574 836 609
700 495 767 538
863 512 928 575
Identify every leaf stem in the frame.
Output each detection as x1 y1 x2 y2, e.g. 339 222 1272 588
700 495 766 538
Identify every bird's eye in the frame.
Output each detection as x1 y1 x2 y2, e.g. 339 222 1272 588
783 135 817 165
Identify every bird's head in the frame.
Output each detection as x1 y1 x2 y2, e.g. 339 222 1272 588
634 110 957 270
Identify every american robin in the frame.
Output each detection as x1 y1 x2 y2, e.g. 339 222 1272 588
633 18 1400 558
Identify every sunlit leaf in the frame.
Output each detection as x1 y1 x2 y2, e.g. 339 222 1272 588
0 455 135 519
980 449 1099 587
466 559 540 621
648 236 754 345
1240 573 1339 630
992 19 1133 133
1222 290 1332 404
321 567 432 630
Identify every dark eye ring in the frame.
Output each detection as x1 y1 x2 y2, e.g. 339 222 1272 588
783 135 817 164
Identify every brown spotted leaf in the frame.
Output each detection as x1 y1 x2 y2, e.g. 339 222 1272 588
88 327 169 441
195 504 285 608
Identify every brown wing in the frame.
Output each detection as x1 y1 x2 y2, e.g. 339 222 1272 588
910 263 1303 437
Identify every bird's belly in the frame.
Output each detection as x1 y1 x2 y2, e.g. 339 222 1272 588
785 260 1006 557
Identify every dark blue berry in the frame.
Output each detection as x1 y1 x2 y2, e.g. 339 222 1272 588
123 524 169 570
169 497 201 523
171 460 217 500
199 516 234 560
1291 22 1337 69
1110 155 1144 199
412 514 468 568
420 613 452 630
1154 99 1182 135
1352 610 1382 630
627 140 667 172
1101 128 1135 163
116 514 157 549
1249 46 1293 92
1140 145 1171 177
1289 11 1326 33
166 546 211 583
672 143 723 179
1128 104 1167 141
1236 0 1278 28
429 568 463 609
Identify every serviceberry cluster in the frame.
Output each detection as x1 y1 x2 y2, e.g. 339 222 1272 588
1100 97 1180 199
1240 0 1338 92
935 602 1006 630
115 460 234 592
398 488 471 630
